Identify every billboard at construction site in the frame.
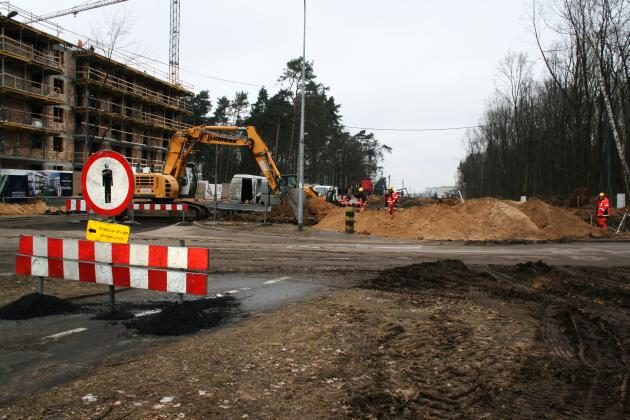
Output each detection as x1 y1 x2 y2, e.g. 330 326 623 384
0 169 73 199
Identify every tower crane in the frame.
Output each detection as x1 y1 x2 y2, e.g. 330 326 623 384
27 0 129 24
169 0 180 84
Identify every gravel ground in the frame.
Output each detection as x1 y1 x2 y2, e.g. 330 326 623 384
1 260 629 418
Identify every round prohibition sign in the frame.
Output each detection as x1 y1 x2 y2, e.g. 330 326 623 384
81 150 134 217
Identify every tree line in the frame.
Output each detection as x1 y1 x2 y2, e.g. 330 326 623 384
184 58 391 189
458 0 629 200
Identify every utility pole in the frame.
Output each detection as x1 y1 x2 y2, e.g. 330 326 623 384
296 0 306 231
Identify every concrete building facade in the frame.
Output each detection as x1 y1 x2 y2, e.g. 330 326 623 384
0 16 191 175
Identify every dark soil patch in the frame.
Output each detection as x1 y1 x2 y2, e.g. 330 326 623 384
91 310 135 321
363 259 487 292
515 259 553 275
0 293 78 320
124 296 238 336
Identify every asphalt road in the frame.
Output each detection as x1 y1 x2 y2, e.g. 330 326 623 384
0 214 629 405
0 215 629 275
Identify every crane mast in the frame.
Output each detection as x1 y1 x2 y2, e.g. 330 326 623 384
169 0 180 84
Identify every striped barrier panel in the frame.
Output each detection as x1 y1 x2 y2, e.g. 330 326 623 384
15 235 209 296
132 203 188 212
66 199 91 212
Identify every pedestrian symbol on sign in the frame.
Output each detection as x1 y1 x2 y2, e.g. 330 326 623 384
102 162 113 204
81 150 133 217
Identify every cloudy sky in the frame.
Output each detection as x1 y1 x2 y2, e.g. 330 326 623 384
18 0 545 193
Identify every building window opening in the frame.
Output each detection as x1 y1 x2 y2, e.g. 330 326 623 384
31 134 43 149
53 49 64 65
53 107 64 123
54 78 64 94
31 104 43 119
53 136 63 152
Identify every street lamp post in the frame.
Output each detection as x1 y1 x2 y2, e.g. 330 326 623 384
297 0 306 231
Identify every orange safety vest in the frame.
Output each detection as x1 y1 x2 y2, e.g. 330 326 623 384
597 197 610 217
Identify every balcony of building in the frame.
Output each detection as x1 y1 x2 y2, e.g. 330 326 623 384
74 96 188 132
75 66 192 114
73 123 168 164
0 35 63 73
0 106 64 134
0 134 73 164
0 72 63 104
74 48 193 93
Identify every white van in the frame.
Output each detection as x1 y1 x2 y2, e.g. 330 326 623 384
229 174 280 205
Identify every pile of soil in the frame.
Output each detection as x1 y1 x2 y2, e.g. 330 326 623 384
0 293 77 320
0 199 49 216
124 296 238 335
314 197 599 240
270 197 336 225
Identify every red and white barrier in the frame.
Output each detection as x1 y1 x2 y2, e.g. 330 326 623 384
132 203 188 212
66 199 91 212
15 235 209 296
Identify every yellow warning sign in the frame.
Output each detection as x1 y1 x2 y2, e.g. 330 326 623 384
86 220 130 244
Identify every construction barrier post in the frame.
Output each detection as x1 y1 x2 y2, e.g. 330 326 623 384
108 285 116 311
345 208 355 234
37 277 44 294
177 239 185 304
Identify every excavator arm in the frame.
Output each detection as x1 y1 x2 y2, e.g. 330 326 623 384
162 125 284 194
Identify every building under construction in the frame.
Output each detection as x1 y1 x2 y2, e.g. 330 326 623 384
0 15 191 183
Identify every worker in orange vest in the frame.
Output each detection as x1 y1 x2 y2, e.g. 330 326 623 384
595 192 610 231
386 186 399 215
354 187 368 212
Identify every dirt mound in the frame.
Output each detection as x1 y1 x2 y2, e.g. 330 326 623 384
124 296 238 335
0 199 49 216
314 197 600 241
509 198 595 239
0 293 78 320
364 259 479 291
270 198 336 225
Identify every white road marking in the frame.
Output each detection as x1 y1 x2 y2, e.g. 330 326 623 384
43 327 87 340
263 276 290 285
223 290 240 294
134 309 161 318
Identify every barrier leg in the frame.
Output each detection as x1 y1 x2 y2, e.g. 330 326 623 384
177 239 185 304
108 285 116 312
37 277 44 294
124 206 140 225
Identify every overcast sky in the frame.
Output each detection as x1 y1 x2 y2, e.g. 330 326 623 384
19 0 544 193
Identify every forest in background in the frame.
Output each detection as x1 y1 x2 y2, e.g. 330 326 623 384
457 0 630 201
184 58 391 189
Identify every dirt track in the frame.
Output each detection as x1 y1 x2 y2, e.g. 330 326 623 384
2 259 629 418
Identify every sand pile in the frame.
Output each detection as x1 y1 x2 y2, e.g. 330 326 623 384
314 197 600 241
271 197 336 224
0 199 49 216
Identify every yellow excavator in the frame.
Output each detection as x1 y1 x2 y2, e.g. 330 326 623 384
134 125 297 217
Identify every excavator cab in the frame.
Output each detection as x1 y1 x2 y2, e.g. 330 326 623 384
280 174 298 190
178 163 198 198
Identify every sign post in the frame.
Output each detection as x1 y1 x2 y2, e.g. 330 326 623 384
81 151 134 311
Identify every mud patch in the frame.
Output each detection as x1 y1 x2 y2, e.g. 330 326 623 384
124 296 239 335
0 293 78 320
90 309 135 321
363 259 485 291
